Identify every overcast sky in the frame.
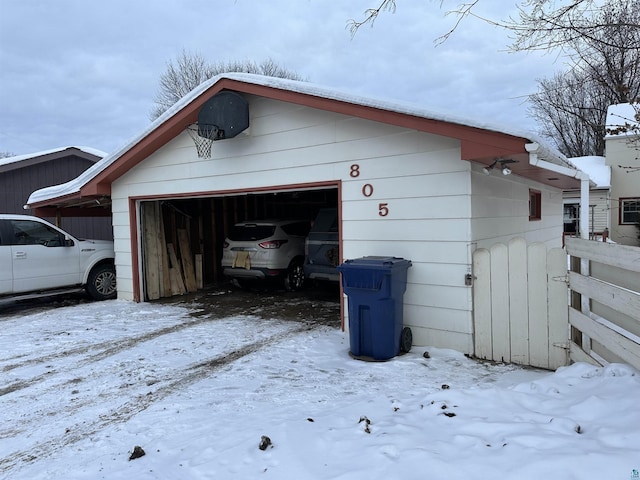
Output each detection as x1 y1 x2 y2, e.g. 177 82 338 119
0 0 566 157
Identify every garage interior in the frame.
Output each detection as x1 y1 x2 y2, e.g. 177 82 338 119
140 186 339 301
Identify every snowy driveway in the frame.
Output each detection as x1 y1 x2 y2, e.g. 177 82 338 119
1 288 339 476
1 288 639 479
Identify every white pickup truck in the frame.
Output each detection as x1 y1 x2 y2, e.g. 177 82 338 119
0 214 116 301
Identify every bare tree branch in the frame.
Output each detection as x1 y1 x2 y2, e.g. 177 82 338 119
346 0 397 37
150 51 304 121
435 1 483 45
529 71 609 156
349 1 640 52
349 1 640 158
529 0 640 156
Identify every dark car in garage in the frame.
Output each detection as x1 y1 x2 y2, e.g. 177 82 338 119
304 208 340 283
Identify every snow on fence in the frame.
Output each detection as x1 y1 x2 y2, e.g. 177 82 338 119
472 237 569 370
565 237 640 371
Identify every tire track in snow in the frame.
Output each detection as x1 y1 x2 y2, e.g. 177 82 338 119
0 315 302 439
0 312 226 395
0 321 326 475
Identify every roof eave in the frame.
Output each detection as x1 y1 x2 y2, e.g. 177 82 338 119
28 77 584 208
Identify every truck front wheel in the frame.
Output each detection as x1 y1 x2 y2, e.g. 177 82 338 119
86 264 117 300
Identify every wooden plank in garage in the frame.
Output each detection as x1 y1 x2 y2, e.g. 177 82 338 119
167 243 187 295
159 205 172 296
178 228 198 293
143 202 161 300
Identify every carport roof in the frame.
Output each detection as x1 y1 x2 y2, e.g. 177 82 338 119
27 73 585 213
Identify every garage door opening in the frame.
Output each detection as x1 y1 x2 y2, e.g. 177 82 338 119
139 186 340 302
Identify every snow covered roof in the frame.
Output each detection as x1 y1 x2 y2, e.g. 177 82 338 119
0 146 106 170
605 103 639 138
27 73 583 207
567 156 610 188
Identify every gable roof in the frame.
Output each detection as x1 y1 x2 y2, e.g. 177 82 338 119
0 146 105 174
27 73 585 211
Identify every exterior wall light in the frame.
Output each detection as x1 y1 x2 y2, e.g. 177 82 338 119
483 159 517 176
483 160 498 175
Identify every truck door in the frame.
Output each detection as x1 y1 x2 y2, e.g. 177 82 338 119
0 220 13 294
9 219 81 293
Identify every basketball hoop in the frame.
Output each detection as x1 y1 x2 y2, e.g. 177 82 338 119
186 123 219 158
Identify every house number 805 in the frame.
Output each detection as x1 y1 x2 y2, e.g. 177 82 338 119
349 164 390 217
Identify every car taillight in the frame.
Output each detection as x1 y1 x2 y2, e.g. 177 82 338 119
259 239 288 249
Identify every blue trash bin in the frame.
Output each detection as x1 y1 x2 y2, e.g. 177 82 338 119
337 256 412 361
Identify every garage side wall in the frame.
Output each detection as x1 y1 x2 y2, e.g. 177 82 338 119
111 96 475 352
470 165 565 249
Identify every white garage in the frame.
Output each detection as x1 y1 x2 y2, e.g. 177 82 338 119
28 73 586 354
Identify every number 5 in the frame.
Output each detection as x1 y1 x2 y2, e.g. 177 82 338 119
378 203 389 217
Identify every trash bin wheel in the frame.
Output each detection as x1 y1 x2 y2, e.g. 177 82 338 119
400 326 412 353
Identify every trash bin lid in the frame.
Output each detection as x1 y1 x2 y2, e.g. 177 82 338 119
338 256 411 271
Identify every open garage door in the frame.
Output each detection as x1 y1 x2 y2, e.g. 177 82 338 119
139 185 339 301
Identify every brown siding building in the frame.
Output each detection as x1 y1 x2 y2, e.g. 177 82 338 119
0 147 112 240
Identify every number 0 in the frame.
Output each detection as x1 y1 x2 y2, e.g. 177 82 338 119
362 184 374 197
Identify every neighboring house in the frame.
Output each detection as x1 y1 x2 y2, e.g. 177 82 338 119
563 156 611 240
26 73 588 354
0 147 113 240
605 103 640 247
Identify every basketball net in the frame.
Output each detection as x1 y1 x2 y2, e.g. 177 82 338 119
186 123 218 158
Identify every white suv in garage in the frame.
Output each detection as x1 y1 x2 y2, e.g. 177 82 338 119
221 219 311 290
0 214 116 301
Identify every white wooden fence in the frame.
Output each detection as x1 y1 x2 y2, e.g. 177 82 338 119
472 238 569 370
565 237 640 370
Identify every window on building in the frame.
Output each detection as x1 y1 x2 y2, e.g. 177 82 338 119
529 189 542 221
563 204 578 232
620 198 640 224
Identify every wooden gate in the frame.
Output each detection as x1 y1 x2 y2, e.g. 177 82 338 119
566 237 640 370
472 237 569 370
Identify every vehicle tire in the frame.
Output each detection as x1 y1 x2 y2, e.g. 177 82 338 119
400 326 412 353
86 264 117 300
284 259 305 291
233 278 250 289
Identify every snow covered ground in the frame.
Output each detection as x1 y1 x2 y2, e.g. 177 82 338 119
1 293 639 480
